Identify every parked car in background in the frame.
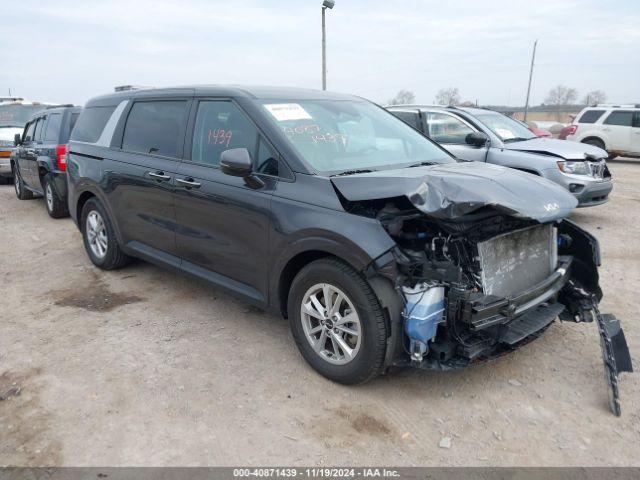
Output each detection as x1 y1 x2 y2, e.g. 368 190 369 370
12 105 80 218
564 104 640 158
0 98 49 183
516 119 551 138
64 86 622 390
387 105 613 207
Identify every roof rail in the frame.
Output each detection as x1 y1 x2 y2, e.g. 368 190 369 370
595 103 640 108
114 85 154 92
45 104 76 109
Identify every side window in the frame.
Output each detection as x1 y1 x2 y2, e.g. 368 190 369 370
393 111 421 131
633 112 640 128
425 113 474 144
71 106 116 143
577 109 605 124
256 138 278 176
122 101 189 157
603 110 634 127
33 117 45 143
23 121 35 142
44 113 62 142
191 101 258 167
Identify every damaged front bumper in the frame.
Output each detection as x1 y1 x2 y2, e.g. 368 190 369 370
374 222 632 416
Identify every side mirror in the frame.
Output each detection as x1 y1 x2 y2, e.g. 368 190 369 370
14 134 21 146
220 148 253 177
465 132 489 147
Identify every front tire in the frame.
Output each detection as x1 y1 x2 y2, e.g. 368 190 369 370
288 258 388 384
81 198 129 270
43 176 69 218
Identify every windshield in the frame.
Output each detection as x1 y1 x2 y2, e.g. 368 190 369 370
0 104 46 128
474 112 536 142
259 100 454 174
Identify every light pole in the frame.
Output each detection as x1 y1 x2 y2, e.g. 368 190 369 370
321 0 335 90
523 39 537 122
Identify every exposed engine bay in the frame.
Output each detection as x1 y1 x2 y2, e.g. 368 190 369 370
346 196 633 416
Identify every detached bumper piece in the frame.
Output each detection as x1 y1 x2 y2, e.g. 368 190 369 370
561 286 633 416
596 310 633 416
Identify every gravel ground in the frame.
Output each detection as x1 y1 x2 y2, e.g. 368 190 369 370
0 161 638 466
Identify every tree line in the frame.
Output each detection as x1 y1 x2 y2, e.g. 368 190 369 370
387 86 608 107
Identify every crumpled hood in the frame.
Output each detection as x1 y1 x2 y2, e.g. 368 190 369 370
502 137 607 160
331 161 578 222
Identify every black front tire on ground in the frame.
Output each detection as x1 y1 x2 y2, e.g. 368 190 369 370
80 197 130 270
287 257 389 385
43 176 69 218
13 169 34 200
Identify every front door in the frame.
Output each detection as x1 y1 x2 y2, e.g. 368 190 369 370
25 117 44 188
423 111 487 162
106 99 191 259
16 120 35 186
174 99 277 303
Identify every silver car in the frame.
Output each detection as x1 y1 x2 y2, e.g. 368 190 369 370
387 105 613 207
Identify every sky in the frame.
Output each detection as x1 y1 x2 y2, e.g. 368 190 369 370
2 0 638 107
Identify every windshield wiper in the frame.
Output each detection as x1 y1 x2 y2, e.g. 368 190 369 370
503 137 531 143
408 161 438 168
331 169 375 177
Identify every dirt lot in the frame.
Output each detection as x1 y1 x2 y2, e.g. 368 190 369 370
0 161 638 467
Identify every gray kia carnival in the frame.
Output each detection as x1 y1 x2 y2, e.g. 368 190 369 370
66 86 630 414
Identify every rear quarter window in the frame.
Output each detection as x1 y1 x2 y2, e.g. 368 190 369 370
43 113 62 142
121 101 189 158
71 106 116 143
577 110 605 124
603 110 634 127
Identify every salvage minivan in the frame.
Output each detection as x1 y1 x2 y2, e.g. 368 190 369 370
67 86 630 412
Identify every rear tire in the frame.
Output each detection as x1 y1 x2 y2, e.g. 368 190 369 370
13 168 34 200
43 176 69 218
288 258 388 384
81 198 129 270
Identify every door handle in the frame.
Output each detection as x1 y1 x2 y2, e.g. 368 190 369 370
148 171 171 181
176 178 202 189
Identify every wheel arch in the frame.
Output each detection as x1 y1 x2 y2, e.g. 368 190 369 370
512 167 540 176
74 186 125 245
277 250 352 318
581 136 607 150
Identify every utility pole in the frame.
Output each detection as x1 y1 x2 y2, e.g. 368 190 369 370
322 7 327 90
321 0 335 90
523 40 537 122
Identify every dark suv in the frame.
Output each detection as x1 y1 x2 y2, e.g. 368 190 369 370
66 86 628 395
12 105 81 217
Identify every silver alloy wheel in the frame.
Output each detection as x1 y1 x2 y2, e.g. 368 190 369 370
86 210 108 259
45 183 53 211
300 283 362 365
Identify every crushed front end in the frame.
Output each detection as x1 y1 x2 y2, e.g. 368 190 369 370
360 200 631 415
333 162 631 415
